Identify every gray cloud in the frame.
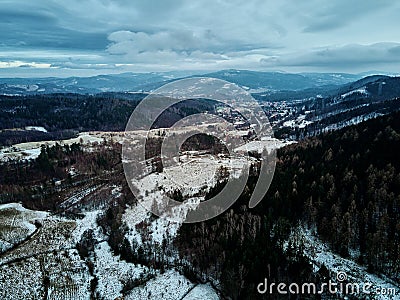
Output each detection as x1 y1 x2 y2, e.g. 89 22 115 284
0 0 400 75
260 43 400 72
0 2 108 50
300 0 391 32
50 62 120 70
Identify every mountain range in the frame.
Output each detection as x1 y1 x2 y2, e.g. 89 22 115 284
0 69 373 95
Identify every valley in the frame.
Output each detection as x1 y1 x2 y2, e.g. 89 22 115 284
0 72 399 299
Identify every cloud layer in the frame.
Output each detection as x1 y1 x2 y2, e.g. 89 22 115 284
0 0 399 76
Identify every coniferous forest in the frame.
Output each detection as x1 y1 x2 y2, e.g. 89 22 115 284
0 105 399 299
176 111 400 299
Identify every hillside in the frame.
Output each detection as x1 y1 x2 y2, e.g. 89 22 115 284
176 111 400 299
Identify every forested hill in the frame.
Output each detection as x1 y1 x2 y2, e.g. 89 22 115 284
176 110 400 299
0 93 214 146
0 93 144 132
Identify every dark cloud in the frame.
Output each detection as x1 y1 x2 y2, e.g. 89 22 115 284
18 64 35 68
0 6 108 50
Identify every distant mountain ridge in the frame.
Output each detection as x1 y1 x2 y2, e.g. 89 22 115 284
0 73 175 95
337 75 400 101
201 69 361 91
0 69 366 95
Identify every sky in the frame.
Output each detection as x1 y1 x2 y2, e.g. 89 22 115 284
1 0 400 77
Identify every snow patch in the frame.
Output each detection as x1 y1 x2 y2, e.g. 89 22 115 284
126 270 194 300
25 126 47 133
341 87 368 98
94 241 148 300
183 283 219 300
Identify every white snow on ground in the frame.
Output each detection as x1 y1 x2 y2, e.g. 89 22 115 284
313 103 371 122
162 156 221 194
283 119 295 127
21 148 42 160
122 153 260 297
0 218 77 267
111 185 122 198
322 112 384 132
7 84 39 92
160 154 250 195
0 206 90 299
234 138 295 153
94 241 148 300
298 120 313 128
283 114 313 129
123 202 150 246
0 247 92 300
45 249 92 300
0 203 48 252
125 270 194 300
123 190 201 246
122 152 234 298
183 283 220 300
0 147 42 161
150 197 202 244
0 132 105 162
341 87 368 98
128 154 246 203
289 226 399 299
0 257 44 299
71 210 106 244
0 202 48 218
25 126 47 132
123 151 252 246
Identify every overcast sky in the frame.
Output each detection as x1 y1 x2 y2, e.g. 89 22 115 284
1 0 400 77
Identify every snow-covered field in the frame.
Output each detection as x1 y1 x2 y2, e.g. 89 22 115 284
0 198 220 299
0 217 76 267
0 132 105 161
234 137 295 153
45 249 92 300
0 203 48 253
125 269 194 300
0 248 92 300
142 154 248 196
0 204 97 299
0 257 44 299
